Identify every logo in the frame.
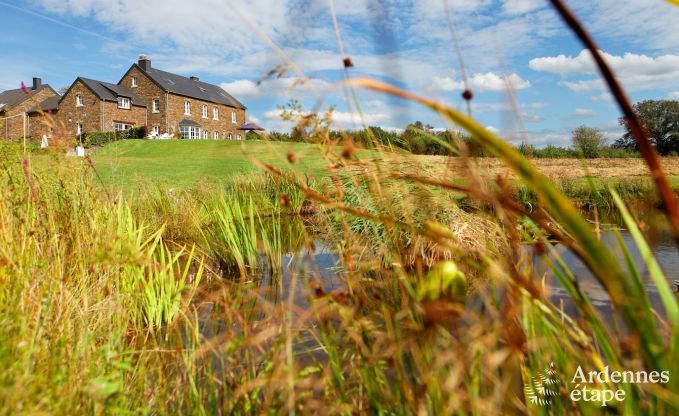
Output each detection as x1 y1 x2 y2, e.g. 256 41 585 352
524 361 560 406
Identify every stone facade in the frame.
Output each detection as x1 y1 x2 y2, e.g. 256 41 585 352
1 87 57 141
118 66 166 133
119 66 246 138
56 79 146 140
165 94 246 139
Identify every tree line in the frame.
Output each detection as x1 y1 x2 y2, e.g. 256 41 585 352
255 99 677 158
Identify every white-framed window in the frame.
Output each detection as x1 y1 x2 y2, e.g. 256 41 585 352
180 126 201 139
76 122 83 136
231 111 237 124
213 131 219 140
213 108 219 120
152 125 160 135
118 97 131 109
228 132 233 140
114 122 133 131
153 99 160 113
202 104 208 119
237 134 242 140
76 94 83 107
202 130 208 139
184 101 191 115
131 76 138 87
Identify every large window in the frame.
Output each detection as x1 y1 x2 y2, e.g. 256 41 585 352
184 101 191 115
231 111 237 124
76 94 83 107
180 126 201 139
114 122 133 131
213 108 219 120
213 131 219 140
153 99 160 113
202 104 208 119
118 97 131 109
202 130 208 139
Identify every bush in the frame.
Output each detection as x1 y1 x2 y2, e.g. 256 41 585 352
84 127 146 147
572 126 606 158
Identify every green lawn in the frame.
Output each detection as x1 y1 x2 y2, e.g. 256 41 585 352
90 139 347 191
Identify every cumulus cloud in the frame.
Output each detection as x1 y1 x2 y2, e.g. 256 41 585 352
669 92 679 100
432 72 530 93
530 50 679 92
502 0 543 15
263 108 390 128
220 77 332 99
560 108 597 120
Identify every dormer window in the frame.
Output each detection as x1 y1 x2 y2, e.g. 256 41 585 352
76 94 83 107
184 101 190 115
131 76 138 87
118 97 131 109
202 104 208 119
213 108 219 120
231 111 237 124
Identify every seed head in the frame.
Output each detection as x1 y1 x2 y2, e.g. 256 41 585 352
462 89 473 101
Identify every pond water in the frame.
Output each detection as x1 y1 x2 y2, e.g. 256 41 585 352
195 216 679 340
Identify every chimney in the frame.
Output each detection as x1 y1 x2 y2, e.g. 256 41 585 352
32 77 42 90
138 54 151 71
190 76 199 81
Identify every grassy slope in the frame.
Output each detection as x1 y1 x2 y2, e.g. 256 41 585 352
58 140 679 196
90 139 344 191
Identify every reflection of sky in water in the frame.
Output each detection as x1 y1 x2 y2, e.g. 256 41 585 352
533 229 679 316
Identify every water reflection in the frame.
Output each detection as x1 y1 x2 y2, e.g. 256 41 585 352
532 227 678 320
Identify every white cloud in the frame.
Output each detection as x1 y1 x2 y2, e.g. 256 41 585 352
589 92 613 102
560 108 597 120
263 107 390 129
433 72 530 93
502 0 543 15
574 108 597 117
530 50 679 92
220 77 333 99
669 92 679 100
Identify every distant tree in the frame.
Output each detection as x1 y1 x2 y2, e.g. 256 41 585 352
572 125 606 158
613 100 679 155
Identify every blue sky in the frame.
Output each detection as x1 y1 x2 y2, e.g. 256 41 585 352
1 0 678 146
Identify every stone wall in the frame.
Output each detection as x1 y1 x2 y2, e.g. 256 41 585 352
1 87 57 141
119 66 166 133
55 80 103 141
166 93 246 139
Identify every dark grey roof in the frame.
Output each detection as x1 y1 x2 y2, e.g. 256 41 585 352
0 84 57 111
75 77 147 107
133 65 246 109
28 96 60 113
178 118 201 127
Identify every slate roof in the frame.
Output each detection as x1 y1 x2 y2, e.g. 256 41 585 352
130 65 246 110
62 77 147 107
0 84 57 111
27 96 60 114
178 118 201 127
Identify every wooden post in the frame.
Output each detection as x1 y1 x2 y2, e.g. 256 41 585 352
23 112 26 156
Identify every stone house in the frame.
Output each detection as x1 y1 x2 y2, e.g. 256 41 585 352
56 77 147 141
0 78 59 142
117 56 247 139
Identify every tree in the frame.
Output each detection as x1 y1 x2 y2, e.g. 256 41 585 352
613 100 679 155
572 125 606 158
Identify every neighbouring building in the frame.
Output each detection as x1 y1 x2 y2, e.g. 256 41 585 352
117 55 247 139
0 77 59 142
56 77 147 140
